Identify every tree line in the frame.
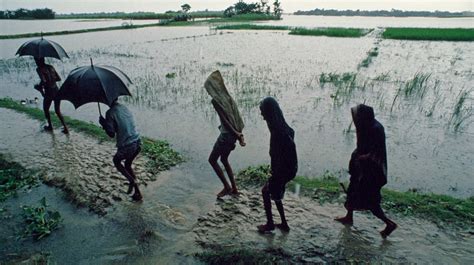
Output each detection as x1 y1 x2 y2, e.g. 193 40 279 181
1 8 55 19
294 8 473 18
224 0 282 18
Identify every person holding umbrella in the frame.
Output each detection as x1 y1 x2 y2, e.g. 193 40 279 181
99 99 143 201
57 60 142 201
16 36 70 133
34 57 69 133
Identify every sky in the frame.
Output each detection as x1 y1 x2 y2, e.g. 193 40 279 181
1 0 473 13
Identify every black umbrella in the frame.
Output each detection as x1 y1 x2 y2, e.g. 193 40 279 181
16 36 69 60
57 59 132 115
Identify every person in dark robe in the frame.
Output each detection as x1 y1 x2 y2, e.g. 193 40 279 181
257 97 298 233
34 57 69 133
335 104 397 238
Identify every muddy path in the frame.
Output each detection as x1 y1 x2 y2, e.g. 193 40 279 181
194 190 474 264
1 107 473 264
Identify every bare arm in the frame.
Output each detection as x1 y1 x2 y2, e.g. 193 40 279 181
212 100 246 146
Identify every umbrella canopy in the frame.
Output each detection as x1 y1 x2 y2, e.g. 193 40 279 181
57 63 132 109
16 36 69 60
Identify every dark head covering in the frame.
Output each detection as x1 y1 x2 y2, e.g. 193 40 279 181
260 97 298 182
350 104 387 187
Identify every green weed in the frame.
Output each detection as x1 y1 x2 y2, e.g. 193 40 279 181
21 197 62 240
383 28 474 41
0 154 39 202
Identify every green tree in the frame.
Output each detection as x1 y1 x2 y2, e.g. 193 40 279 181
181 3 191 13
273 0 282 18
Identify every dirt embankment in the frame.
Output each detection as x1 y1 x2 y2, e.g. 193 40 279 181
0 108 156 215
193 189 474 264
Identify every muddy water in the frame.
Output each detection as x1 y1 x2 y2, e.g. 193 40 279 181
0 19 473 263
1 25 472 197
195 189 474 264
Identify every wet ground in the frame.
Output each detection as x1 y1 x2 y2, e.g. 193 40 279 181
1 109 473 264
194 190 474 264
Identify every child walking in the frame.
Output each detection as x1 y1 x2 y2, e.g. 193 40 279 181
257 97 298 233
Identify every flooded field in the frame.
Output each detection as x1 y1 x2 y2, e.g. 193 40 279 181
1 17 473 197
0 16 473 264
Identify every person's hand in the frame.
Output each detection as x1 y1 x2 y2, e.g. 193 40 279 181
237 133 246 147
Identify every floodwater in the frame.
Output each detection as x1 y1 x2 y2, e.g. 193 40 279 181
0 19 157 35
0 17 473 264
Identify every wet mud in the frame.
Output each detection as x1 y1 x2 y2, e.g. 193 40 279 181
0 108 155 215
193 189 474 263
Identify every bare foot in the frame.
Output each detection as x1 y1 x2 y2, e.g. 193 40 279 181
132 193 143 201
231 188 240 196
257 223 275 233
275 223 290 233
380 223 397 238
217 188 231 198
62 127 69 134
334 216 353 225
43 125 53 131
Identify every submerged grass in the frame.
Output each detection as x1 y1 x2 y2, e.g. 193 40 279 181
238 165 474 228
196 246 292 265
290 27 370 38
0 154 39 202
0 98 183 173
215 24 290 31
319 72 359 105
383 28 474 41
358 47 379 69
449 88 473 132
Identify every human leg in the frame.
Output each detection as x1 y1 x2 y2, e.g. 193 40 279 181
113 153 141 201
274 200 290 232
257 183 275 233
124 144 141 197
220 150 239 195
335 207 354 225
370 205 397 238
53 99 68 134
208 147 231 198
43 97 53 130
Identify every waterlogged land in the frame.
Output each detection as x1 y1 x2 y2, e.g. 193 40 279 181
0 16 473 263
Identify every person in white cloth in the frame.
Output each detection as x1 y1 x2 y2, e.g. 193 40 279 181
204 71 246 198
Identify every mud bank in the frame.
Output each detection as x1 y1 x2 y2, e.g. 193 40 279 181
0 108 157 215
193 189 474 264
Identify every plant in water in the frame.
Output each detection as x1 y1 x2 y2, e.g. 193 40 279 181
21 197 62 240
0 154 38 202
448 88 473 132
165 72 176 79
402 72 431 98
319 72 358 105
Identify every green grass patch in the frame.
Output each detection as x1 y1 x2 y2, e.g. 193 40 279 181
0 154 39 202
21 197 62 240
383 28 474 41
0 98 183 174
290 27 370 38
215 24 290 30
196 245 292 265
237 165 474 228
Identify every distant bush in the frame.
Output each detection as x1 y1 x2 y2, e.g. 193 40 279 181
1 8 55 19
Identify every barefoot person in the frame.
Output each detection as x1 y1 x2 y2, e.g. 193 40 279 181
99 100 142 201
335 104 397 238
204 71 246 198
34 57 69 133
257 97 298 233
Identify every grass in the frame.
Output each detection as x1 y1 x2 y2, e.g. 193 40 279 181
196 246 292 265
402 72 431 98
0 154 39 202
290 27 370 38
237 165 474 228
319 72 358 105
383 28 474 41
215 24 290 31
358 47 379 69
21 197 62 240
0 98 183 173
449 88 473 132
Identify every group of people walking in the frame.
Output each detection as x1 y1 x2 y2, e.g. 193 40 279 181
32 60 396 239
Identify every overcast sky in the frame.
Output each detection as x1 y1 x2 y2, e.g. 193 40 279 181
2 0 473 13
